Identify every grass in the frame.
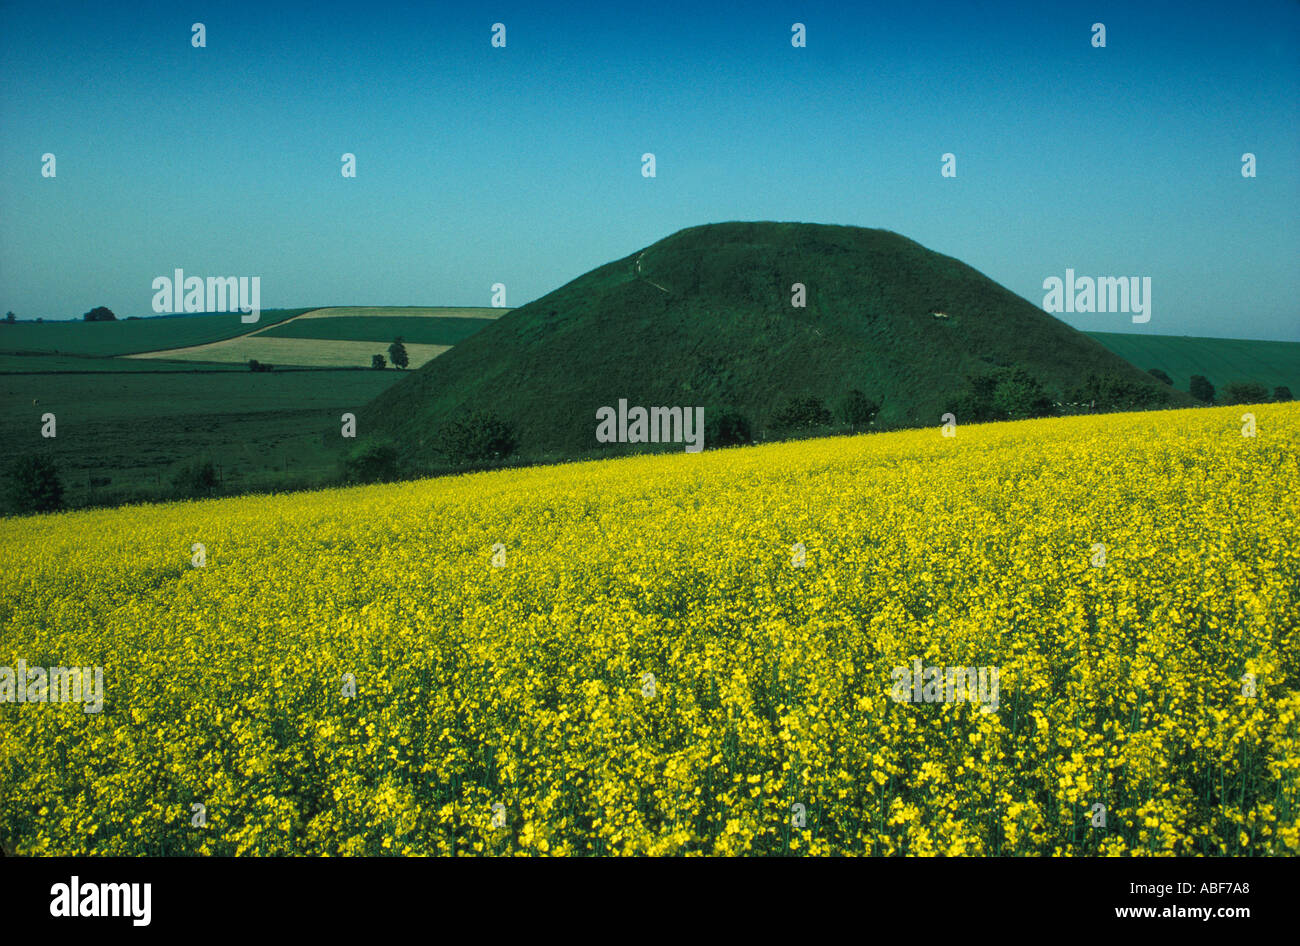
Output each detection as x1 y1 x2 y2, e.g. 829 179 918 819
0 306 501 510
259 316 496 346
295 306 505 320
0 370 404 509
126 337 449 368
0 353 249 373
1086 332 1300 395
0 309 312 357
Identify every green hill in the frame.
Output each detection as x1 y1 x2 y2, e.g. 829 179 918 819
364 221 1190 462
1085 332 1300 396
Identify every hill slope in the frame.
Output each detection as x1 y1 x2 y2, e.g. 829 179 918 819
364 222 1188 460
1085 332 1300 395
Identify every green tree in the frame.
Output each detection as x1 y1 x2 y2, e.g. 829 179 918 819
950 367 1056 421
82 306 116 322
438 410 519 465
4 312 14 323
340 440 400 484
1273 386 1293 402
1189 375 1215 404
5 455 65 514
1222 380 1270 405
388 337 409 370
171 459 218 497
371 354 387 370
839 389 880 429
771 395 833 431
705 409 752 447
1147 368 1173 385
1067 372 1169 412
992 368 1054 420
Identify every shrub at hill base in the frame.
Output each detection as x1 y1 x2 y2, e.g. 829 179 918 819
1148 368 1173 386
839 389 880 429
437 410 520 467
171 459 218 498
341 441 400 485
1067 372 1173 413
4 455 64 515
771 395 833 433
1222 380 1270 406
949 367 1054 423
1190 375 1216 404
705 408 753 447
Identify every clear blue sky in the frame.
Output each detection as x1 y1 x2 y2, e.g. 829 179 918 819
2 0 1296 340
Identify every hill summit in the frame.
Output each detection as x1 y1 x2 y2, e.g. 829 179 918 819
364 221 1180 463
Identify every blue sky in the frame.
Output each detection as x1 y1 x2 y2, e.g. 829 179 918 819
2 0 1297 340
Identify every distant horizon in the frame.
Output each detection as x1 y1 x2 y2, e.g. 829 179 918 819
9 311 1297 347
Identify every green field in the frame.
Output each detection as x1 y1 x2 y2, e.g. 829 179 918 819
1086 332 1300 395
0 309 312 358
259 316 494 346
0 306 503 510
291 306 504 319
3 291 1294 515
1 371 403 508
0 353 249 373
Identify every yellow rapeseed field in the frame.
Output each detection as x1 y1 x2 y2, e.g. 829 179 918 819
1 404 1296 855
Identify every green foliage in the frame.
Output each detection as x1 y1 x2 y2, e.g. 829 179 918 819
705 409 752 447
340 440 400 485
4 454 64 514
248 359 274 372
371 354 387 370
1147 368 1173 385
82 306 116 322
1221 380 1270 405
1189 375 1216 404
437 410 520 466
1274 386 1293 402
4 312 14 323
993 369 1055 420
839 389 880 428
1068 372 1172 413
388 338 409 370
771 395 833 432
949 367 1055 422
171 458 218 498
